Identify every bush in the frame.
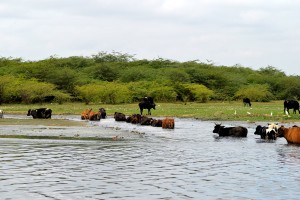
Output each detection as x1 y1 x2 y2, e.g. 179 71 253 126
235 84 274 102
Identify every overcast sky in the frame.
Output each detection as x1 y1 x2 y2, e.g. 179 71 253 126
1 0 299 75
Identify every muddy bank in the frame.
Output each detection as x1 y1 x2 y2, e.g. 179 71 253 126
0 115 146 140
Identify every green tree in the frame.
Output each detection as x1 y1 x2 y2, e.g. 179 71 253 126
235 84 274 102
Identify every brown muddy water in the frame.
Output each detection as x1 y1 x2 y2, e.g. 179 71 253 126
1 115 300 199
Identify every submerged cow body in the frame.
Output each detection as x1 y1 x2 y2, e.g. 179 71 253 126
139 97 156 115
114 112 126 121
27 108 52 119
284 100 300 114
277 125 300 144
213 124 248 137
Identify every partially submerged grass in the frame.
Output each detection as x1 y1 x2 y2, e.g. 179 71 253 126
1 101 300 122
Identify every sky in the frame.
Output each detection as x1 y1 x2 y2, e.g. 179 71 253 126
0 0 300 75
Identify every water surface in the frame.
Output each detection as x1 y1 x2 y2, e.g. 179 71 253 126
0 117 300 199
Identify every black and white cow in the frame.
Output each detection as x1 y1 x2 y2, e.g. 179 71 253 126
27 108 52 119
254 123 278 140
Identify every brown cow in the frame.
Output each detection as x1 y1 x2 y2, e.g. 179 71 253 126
81 108 92 120
277 125 300 144
162 118 175 129
89 111 101 121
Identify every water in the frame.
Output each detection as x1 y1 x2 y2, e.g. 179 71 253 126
1 117 300 199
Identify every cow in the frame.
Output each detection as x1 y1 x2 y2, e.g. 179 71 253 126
162 118 175 129
114 112 126 121
140 116 153 126
276 125 300 144
0 109 3 118
284 100 300 114
139 97 156 115
213 124 247 137
151 119 163 127
254 123 278 140
243 98 251 107
89 111 101 121
27 108 52 119
126 114 142 124
81 108 92 120
99 108 107 119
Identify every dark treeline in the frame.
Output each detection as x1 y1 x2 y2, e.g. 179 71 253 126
0 51 300 104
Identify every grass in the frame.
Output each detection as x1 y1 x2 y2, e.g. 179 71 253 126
0 101 299 123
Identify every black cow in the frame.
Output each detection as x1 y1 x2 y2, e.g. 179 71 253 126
284 100 300 114
99 108 107 119
213 124 248 137
139 97 156 115
254 125 277 140
151 119 163 127
27 108 52 119
243 98 251 107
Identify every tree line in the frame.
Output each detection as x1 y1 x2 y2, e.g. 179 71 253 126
0 51 299 104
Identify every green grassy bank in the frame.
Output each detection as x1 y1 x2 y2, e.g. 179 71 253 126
0 101 299 122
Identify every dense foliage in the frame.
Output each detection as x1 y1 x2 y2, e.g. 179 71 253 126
0 52 299 104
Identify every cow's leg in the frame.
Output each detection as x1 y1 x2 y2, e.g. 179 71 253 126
140 108 143 115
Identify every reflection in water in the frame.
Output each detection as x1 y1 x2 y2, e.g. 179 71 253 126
0 118 300 199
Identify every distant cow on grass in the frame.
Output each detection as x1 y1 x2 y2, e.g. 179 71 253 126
213 124 247 137
139 97 156 115
243 98 251 107
284 100 300 114
27 108 52 119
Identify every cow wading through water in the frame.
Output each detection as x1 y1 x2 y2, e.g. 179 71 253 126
139 97 156 115
27 108 52 119
213 124 248 137
284 100 300 114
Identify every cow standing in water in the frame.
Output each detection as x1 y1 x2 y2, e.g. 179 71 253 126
27 108 52 119
139 97 156 115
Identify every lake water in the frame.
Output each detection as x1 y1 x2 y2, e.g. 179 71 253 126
1 116 300 199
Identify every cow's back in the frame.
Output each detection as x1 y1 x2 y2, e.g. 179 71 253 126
285 127 300 144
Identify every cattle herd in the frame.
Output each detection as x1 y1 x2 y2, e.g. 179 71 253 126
213 122 300 145
1 98 300 142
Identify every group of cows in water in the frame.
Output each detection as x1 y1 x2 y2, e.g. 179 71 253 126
1 98 300 142
213 122 300 144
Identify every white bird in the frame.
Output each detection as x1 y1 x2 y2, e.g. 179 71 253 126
234 110 237 115
285 110 289 115
247 112 251 115
270 112 273 116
